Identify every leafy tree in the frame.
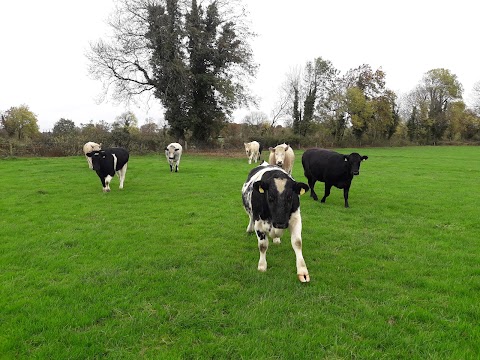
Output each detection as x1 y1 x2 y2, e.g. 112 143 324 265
88 0 256 145
292 85 301 135
111 111 139 149
406 106 419 141
291 57 338 137
344 64 386 100
405 68 463 144
1 105 40 140
346 87 372 140
52 118 78 136
80 120 111 145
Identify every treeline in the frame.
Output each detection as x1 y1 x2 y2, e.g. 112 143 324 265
0 110 174 157
1 103 479 158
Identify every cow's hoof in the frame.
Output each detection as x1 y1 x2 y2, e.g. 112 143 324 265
257 264 267 272
298 273 310 283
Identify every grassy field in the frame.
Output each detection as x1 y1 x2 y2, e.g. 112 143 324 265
1 146 479 359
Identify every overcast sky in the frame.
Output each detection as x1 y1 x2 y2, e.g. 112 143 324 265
1 0 478 131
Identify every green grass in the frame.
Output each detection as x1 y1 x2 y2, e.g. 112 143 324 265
0 146 479 359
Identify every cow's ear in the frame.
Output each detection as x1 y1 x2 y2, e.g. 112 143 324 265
294 182 309 195
253 181 267 194
362 155 368 161
86 152 93 158
284 145 290 151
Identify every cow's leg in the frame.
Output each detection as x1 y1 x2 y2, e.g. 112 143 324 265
289 211 310 283
176 159 180 172
246 214 254 233
307 177 318 200
104 175 112 192
117 163 127 189
255 223 269 272
86 156 93 169
343 185 350 208
321 183 332 203
169 163 173 172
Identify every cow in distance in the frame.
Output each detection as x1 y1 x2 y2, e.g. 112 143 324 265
165 142 183 172
244 141 262 164
86 147 129 192
268 143 295 174
242 161 310 282
302 148 368 208
83 142 101 169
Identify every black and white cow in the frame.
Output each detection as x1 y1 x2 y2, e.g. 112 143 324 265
302 148 368 208
86 147 129 192
242 161 310 282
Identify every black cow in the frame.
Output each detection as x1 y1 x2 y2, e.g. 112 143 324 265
302 149 368 208
242 161 310 282
86 147 129 192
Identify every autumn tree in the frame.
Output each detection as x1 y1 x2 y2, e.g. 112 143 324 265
1 105 40 140
405 68 463 144
88 0 256 146
80 121 111 145
111 111 139 149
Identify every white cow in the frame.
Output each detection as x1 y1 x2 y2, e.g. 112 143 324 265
83 142 102 169
165 142 183 172
268 143 295 174
244 141 262 164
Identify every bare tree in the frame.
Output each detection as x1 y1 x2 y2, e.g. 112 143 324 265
472 80 480 116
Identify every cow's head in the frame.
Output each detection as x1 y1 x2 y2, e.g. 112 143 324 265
344 153 368 176
269 144 290 167
244 143 251 156
253 176 309 229
86 150 106 171
165 146 180 160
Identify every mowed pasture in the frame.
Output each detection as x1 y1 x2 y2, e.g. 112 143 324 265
1 146 479 359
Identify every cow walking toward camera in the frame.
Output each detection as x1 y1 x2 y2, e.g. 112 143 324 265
302 148 368 208
86 147 129 192
165 142 183 172
244 141 262 164
83 141 101 169
268 143 294 174
242 161 310 282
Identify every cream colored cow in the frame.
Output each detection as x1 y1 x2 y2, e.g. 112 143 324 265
268 143 294 175
83 142 102 169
